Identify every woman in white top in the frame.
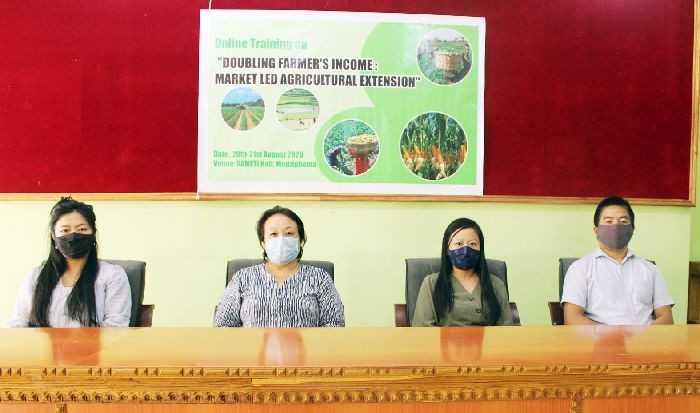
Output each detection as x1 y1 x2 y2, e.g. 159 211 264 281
7 197 131 328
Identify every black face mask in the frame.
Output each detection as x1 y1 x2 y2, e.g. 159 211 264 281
55 233 95 258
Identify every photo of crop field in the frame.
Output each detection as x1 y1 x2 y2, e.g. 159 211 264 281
323 119 379 176
417 28 472 85
276 88 320 131
220 87 265 131
400 112 467 180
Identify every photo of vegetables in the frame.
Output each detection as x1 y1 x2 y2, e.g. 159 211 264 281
276 88 320 131
417 28 472 85
400 112 467 180
323 119 379 176
220 87 265 131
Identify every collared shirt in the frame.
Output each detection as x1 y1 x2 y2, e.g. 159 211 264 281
561 248 674 325
213 263 345 327
6 260 132 328
412 273 513 326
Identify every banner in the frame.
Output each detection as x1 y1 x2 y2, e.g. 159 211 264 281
198 10 485 195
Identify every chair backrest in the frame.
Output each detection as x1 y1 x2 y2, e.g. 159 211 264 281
405 258 508 327
548 301 565 325
103 259 146 327
226 259 334 286
558 258 579 300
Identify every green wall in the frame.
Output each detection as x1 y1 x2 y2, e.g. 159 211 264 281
0 195 693 326
691 140 700 262
689 117 700 323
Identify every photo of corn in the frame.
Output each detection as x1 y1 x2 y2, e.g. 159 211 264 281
400 112 467 180
417 28 472 85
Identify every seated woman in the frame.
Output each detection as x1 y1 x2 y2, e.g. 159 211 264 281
412 218 512 326
7 197 131 327
214 206 344 327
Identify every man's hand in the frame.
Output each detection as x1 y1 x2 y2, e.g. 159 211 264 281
651 305 674 325
563 302 598 325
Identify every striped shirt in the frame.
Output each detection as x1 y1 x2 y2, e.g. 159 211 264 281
213 263 344 327
561 248 674 325
6 260 132 328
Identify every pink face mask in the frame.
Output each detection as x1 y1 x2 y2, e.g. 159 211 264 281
596 224 634 249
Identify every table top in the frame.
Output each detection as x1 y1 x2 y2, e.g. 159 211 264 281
1 325 698 369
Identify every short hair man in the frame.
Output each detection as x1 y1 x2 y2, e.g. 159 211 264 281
561 196 674 325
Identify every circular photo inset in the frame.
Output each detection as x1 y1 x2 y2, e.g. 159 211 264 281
323 119 379 176
400 112 467 180
417 28 472 85
276 88 320 131
220 87 265 131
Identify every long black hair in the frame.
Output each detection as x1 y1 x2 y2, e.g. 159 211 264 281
433 218 502 325
29 197 99 327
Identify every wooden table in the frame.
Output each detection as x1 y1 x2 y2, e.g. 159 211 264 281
0 326 699 412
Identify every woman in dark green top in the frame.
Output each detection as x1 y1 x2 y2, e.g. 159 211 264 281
412 218 512 326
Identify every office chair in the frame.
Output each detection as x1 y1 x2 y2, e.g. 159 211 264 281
103 259 154 327
395 258 520 326
215 259 336 319
554 256 655 324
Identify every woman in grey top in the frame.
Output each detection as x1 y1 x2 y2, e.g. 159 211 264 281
214 206 344 327
7 197 131 328
412 218 512 326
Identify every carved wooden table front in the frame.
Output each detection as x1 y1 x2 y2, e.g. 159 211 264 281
0 326 698 413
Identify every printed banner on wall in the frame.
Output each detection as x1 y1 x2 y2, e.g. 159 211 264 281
198 10 485 195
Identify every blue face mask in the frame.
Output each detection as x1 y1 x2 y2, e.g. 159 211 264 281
447 246 481 270
265 236 300 265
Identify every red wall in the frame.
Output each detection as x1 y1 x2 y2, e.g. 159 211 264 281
0 0 694 198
